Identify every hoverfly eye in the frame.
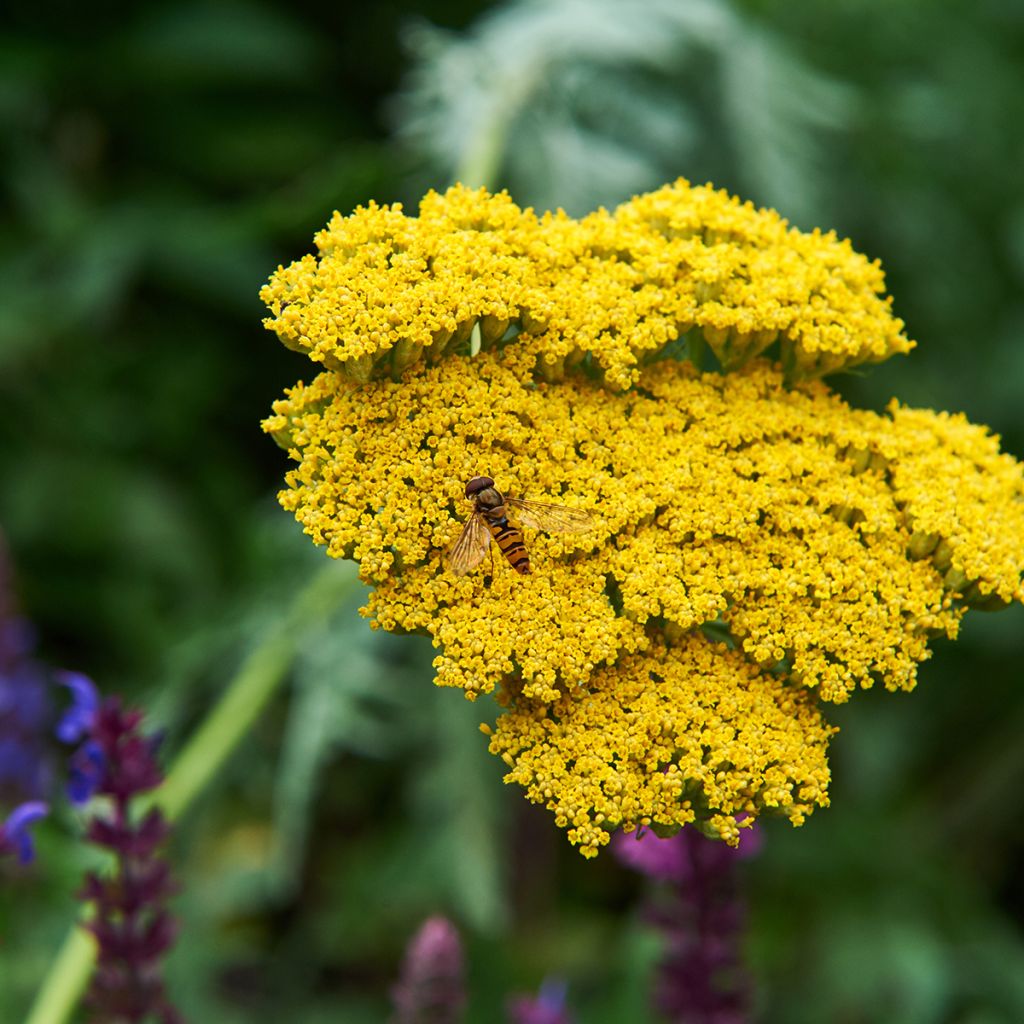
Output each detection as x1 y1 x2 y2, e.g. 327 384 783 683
465 476 494 498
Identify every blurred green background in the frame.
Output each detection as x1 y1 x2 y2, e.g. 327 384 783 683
2 1 1024 1021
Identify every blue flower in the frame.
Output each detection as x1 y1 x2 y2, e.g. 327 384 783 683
0 541 105 861
0 800 49 864
67 740 105 805
506 978 574 1024
55 670 100 744
52 671 106 803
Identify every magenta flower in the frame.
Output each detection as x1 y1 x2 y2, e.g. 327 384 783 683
391 916 466 1024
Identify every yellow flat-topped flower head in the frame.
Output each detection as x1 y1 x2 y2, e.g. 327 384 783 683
261 179 913 390
486 635 836 857
262 182 1024 856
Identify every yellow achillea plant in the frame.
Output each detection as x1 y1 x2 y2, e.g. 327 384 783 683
262 181 1024 856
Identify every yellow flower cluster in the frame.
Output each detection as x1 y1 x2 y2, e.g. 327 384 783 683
261 181 913 391
263 184 1024 856
484 636 835 852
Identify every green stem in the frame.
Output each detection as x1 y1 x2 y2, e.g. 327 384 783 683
454 62 544 189
23 929 96 1024
455 112 506 190
687 331 706 372
25 561 359 1024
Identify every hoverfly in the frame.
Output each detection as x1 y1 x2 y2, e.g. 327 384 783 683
447 475 596 576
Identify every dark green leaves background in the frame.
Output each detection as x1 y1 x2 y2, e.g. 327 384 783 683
2 1 1023 1021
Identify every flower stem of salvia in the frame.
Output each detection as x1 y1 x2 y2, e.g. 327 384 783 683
25 561 359 1024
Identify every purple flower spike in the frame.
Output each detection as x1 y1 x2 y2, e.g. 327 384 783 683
78 698 180 1022
0 535 33 669
392 916 466 1024
0 800 49 864
613 826 760 882
507 977 574 1024
55 670 100 744
0 617 35 670
615 827 758 1024
90 700 164 799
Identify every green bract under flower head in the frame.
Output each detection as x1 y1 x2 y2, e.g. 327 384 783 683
263 182 1024 855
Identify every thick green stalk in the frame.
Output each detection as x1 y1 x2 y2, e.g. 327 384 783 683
454 62 544 189
25 561 358 1024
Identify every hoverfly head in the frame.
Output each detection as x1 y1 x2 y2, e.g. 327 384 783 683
465 475 495 499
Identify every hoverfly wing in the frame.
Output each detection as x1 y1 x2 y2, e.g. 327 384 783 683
447 512 492 575
506 497 597 534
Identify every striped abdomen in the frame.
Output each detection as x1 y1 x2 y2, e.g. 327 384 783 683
486 516 531 574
